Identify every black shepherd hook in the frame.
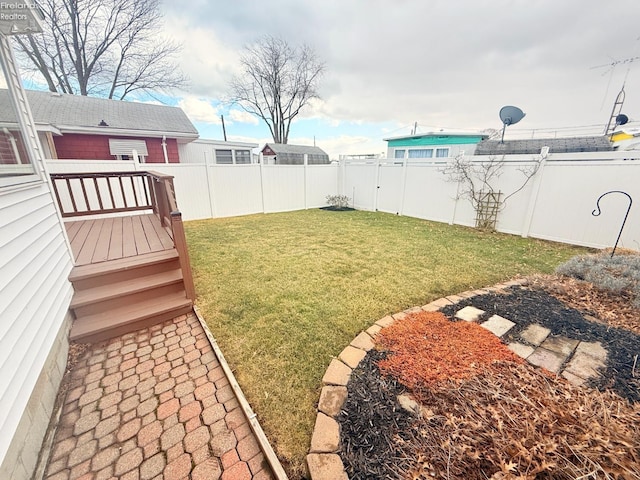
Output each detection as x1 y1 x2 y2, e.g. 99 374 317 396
592 190 632 258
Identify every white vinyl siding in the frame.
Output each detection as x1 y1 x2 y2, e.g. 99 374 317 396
0 182 73 466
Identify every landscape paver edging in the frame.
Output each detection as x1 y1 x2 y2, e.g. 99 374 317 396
306 280 533 480
193 306 289 480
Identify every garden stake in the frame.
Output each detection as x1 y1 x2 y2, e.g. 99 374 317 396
591 190 632 258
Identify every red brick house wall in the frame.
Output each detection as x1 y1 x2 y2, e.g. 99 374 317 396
52 134 180 163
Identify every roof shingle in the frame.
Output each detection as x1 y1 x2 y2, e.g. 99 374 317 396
0 89 198 136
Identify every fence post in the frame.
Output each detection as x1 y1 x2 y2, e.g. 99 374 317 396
399 151 409 215
521 149 548 238
204 162 216 219
304 153 308 210
450 155 462 225
259 153 266 213
373 158 381 211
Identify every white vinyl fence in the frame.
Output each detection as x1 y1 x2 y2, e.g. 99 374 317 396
45 151 640 250
45 160 341 221
341 151 640 250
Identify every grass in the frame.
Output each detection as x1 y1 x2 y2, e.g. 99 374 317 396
185 209 588 478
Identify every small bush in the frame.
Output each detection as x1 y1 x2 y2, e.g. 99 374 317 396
326 194 351 209
556 252 640 306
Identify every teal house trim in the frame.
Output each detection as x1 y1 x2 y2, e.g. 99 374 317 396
386 135 486 147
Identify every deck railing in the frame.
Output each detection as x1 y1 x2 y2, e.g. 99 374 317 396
51 170 196 300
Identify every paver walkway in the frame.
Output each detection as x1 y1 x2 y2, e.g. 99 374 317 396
454 305 608 385
43 312 274 480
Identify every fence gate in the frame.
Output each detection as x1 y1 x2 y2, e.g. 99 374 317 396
376 162 404 214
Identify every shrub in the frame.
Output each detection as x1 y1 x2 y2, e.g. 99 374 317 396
326 194 351 209
556 252 640 306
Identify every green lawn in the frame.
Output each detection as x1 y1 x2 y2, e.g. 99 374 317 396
185 209 587 478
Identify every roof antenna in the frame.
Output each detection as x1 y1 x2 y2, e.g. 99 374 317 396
498 106 525 143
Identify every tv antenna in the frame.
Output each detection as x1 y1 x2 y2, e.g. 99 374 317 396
591 50 640 120
499 106 526 143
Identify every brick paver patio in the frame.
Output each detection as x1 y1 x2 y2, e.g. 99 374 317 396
43 312 274 480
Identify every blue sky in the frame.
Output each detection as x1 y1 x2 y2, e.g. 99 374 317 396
19 0 640 158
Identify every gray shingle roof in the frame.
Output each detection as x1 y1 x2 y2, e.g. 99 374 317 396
263 143 328 156
0 89 198 136
475 136 613 155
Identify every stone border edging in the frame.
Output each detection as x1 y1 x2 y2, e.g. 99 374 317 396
306 279 528 480
193 306 289 480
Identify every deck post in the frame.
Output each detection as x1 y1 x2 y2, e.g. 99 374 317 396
170 211 196 301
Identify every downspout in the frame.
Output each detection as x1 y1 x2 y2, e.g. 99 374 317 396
162 135 169 163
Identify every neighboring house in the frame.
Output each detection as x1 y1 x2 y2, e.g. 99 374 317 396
261 143 330 164
610 127 640 151
384 131 489 160
475 136 614 155
0 89 199 163
178 138 258 164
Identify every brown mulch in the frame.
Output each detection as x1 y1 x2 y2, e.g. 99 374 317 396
377 311 522 394
403 362 640 479
532 274 640 336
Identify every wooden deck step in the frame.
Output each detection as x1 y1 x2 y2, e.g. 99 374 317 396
70 250 181 292
71 268 184 309
70 292 193 343
70 249 179 282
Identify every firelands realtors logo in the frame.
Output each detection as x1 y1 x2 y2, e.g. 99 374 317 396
0 2 35 20
0 2 43 35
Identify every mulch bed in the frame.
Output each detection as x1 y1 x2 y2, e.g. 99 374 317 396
338 280 640 480
440 284 640 402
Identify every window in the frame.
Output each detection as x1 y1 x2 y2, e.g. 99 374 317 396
0 68 40 186
408 149 433 158
436 148 449 158
215 149 233 164
109 139 148 162
235 150 251 164
394 149 405 159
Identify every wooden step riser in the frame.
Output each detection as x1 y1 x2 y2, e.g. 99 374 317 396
72 258 181 291
73 282 186 318
71 304 193 344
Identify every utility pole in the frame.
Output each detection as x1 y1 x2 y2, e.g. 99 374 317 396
221 115 227 141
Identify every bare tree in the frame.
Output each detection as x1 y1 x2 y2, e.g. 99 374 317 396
229 36 325 144
441 155 541 230
13 0 186 100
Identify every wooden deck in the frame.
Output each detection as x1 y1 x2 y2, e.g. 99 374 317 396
65 214 174 266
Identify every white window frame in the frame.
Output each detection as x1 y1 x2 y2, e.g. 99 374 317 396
235 149 251 164
214 149 233 164
109 139 148 162
436 148 449 158
0 48 41 188
408 148 434 159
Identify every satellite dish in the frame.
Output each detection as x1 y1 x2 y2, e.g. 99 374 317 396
615 113 629 127
499 106 526 143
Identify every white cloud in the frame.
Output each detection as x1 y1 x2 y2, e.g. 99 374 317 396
178 96 221 124
228 109 260 125
162 0 640 136
289 134 385 160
